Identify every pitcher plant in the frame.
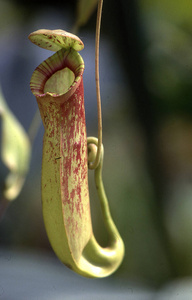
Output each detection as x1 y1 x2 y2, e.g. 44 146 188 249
29 27 124 278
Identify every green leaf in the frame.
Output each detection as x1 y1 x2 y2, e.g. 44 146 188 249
75 0 98 28
0 87 31 200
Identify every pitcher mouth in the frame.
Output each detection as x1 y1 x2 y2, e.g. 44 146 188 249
30 48 84 98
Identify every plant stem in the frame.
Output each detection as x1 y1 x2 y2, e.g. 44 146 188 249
89 0 103 170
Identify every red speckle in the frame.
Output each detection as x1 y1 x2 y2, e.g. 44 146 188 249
36 66 91 256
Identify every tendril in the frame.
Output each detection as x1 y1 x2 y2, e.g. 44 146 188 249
88 0 103 170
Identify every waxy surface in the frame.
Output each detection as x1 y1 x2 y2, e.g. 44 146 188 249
30 36 124 277
31 48 91 263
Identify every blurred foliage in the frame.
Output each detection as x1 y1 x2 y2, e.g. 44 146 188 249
140 0 192 115
139 0 192 281
141 0 192 26
0 87 31 202
74 0 98 31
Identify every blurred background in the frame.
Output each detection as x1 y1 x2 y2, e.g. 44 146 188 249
1 0 192 296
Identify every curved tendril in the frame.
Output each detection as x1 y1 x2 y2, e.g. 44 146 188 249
89 0 103 170
87 137 111 225
87 136 124 247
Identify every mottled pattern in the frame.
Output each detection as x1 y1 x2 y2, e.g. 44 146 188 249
60 80 90 258
31 48 92 263
29 29 84 52
30 33 125 277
